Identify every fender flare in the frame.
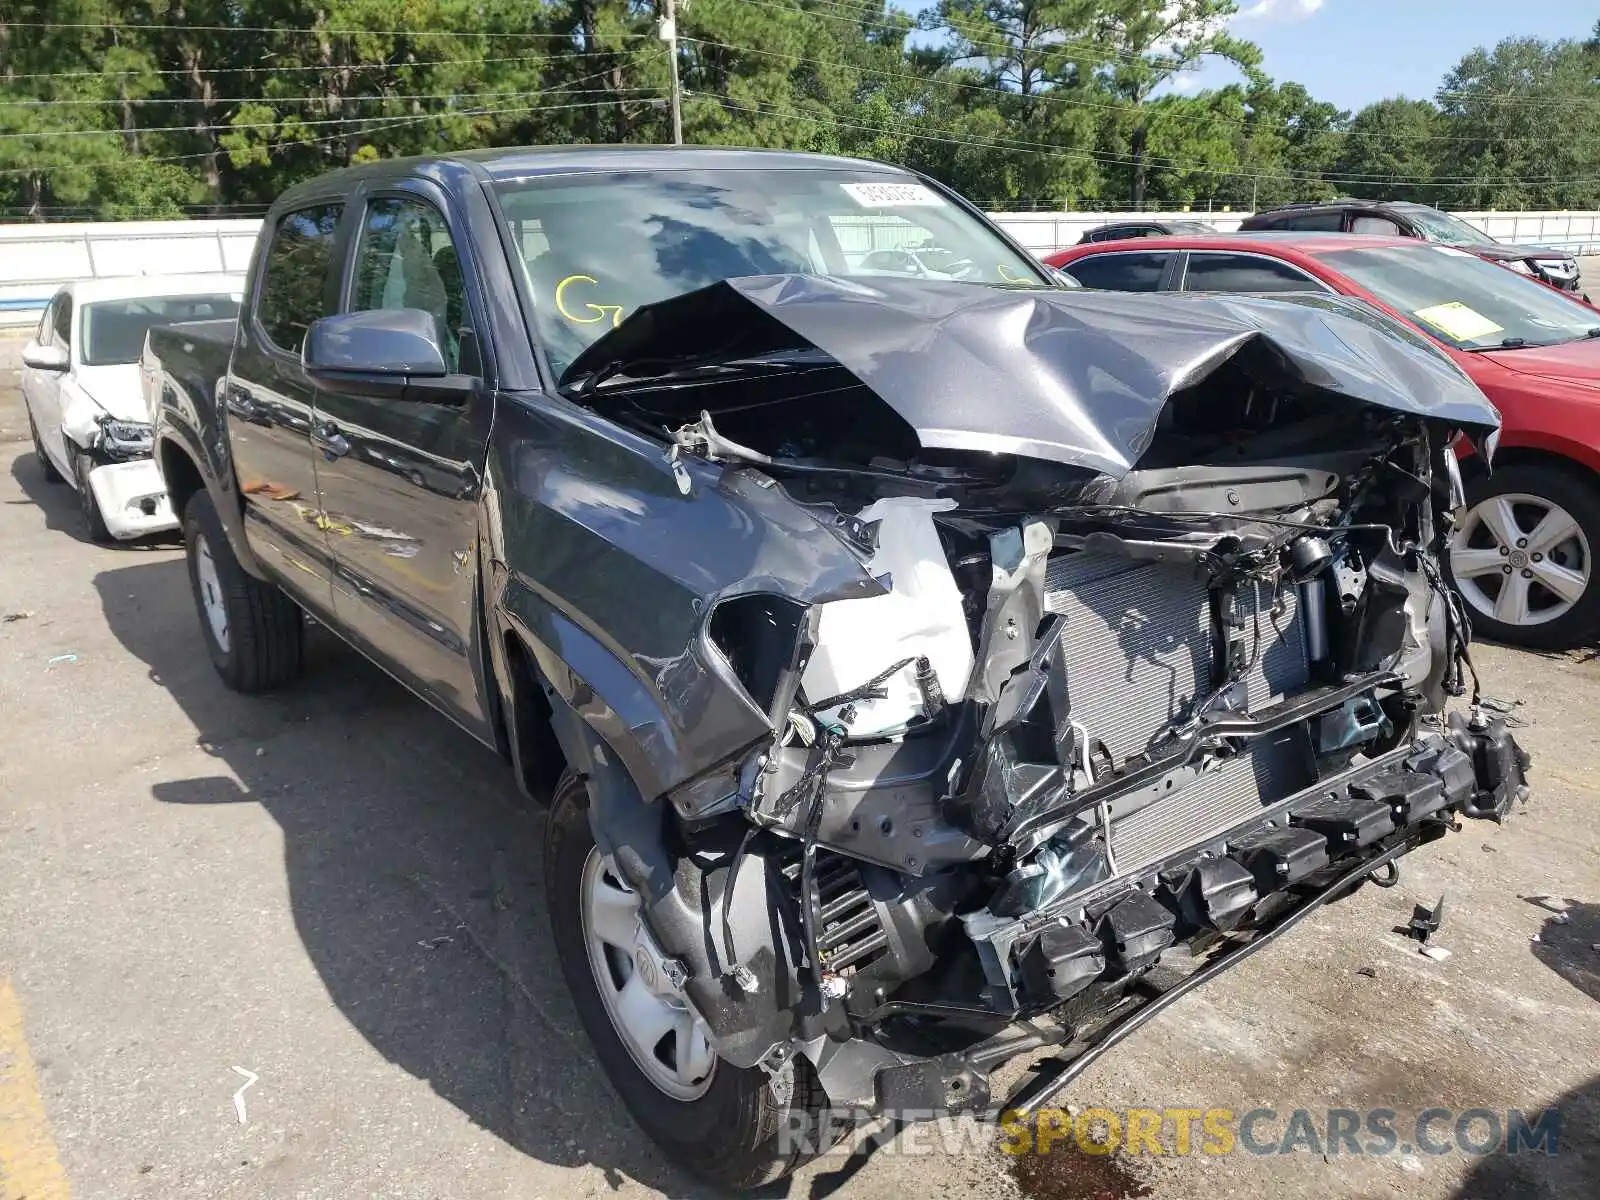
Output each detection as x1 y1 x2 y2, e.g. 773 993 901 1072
154 419 270 580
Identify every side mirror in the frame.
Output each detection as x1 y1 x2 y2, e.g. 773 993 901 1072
305 308 448 377
304 308 476 405
22 342 69 372
1051 268 1083 289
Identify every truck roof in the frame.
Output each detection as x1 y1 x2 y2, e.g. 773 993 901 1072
270 144 918 208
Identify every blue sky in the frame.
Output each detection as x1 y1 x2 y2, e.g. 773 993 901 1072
899 0 1592 112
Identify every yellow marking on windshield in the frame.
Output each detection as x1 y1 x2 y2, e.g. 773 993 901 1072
997 263 1040 286
1413 301 1504 342
555 274 625 327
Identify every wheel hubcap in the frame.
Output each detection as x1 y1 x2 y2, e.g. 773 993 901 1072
580 848 716 1101
194 533 231 653
1450 492 1591 628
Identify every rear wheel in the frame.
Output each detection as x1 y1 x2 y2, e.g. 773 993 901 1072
73 451 112 543
545 772 833 1189
182 489 303 692
1448 463 1600 649
27 411 64 483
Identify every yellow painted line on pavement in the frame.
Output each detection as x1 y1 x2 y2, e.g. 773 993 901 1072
0 978 70 1200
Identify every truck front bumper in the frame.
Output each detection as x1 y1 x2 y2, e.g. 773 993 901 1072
86 459 179 539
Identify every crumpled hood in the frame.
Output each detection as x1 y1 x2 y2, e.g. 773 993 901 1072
1469 242 1576 264
563 275 1501 478
72 364 148 422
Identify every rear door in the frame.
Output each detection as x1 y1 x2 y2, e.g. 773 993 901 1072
311 182 496 735
1056 250 1177 291
228 200 346 617
1277 210 1348 232
1177 251 1332 294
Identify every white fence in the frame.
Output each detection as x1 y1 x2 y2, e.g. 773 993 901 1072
5 209 1600 328
0 219 259 328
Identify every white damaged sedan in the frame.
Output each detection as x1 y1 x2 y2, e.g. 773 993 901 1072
21 276 241 541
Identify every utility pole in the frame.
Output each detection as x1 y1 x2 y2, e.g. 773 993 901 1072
661 0 683 145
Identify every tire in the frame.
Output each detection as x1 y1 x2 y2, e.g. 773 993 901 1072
73 451 114 543
27 410 65 483
545 772 833 1189
1448 462 1600 650
182 489 304 693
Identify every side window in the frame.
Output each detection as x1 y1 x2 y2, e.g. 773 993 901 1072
52 295 73 349
1060 252 1172 292
1279 212 1347 232
351 196 471 373
1183 253 1325 293
257 202 343 354
1351 215 1401 236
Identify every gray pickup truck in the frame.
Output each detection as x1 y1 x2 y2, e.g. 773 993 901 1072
143 146 1530 1188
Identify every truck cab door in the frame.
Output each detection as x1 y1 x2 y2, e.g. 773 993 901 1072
311 185 495 737
226 201 346 620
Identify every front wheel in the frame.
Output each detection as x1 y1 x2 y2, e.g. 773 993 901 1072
73 451 113 543
182 490 304 692
1448 463 1600 649
545 772 832 1189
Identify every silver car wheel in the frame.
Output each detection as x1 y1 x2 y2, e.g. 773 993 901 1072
194 533 231 653
1450 492 1591 627
580 848 716 1101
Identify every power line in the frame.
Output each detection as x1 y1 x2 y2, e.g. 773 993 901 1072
0 50 630 83
1 22 654 41
694 90 1600 189
686 36 1510 145
0 90 600 108
0 89 658 141
687 34 1598 184
729 0 1185 72
0 97 662 177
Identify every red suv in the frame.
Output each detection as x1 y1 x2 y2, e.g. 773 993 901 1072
1047 233 1600 649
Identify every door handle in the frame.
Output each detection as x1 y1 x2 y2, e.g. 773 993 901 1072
312 421 350 459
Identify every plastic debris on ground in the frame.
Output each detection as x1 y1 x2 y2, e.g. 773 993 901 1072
1407 894 1447 944
230 1066 258 1124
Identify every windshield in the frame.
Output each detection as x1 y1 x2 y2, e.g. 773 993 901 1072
1401 207 1497 248
492 169 1048 376
82 295 240 366
1321 244 1599 350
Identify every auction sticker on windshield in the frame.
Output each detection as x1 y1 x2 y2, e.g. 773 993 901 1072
841 181 945 207
1413 301 1504 343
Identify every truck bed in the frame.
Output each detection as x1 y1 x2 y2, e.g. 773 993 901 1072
143 319 236 426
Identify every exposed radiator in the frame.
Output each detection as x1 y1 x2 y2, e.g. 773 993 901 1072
1044 551 1313 871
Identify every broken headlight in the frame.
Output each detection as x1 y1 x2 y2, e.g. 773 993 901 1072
97 417 154 460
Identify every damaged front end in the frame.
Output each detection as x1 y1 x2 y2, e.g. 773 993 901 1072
553 278 1531 1127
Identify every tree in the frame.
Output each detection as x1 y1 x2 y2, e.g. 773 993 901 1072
924 0 1105 205
1089 0 1260 205
1334 98 1441 203
0 0 206 218
1434 35 1600 210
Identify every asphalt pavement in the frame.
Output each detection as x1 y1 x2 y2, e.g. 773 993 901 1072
0 373 1596 1200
